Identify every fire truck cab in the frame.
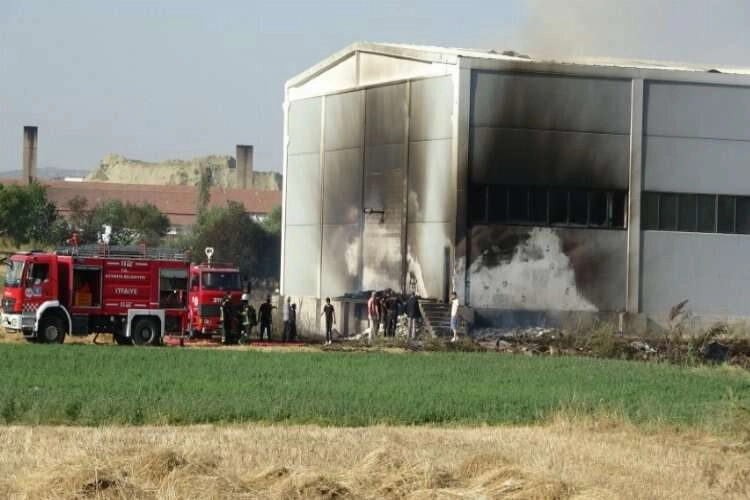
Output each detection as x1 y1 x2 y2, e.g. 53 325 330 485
187 263 244 337
1 246 190 345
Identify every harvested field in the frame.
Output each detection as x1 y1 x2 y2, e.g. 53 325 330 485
0 344 749 428
0 421 748 499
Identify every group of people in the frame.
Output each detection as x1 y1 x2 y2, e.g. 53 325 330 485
368 290 462 343
219 293 277 344
366 290 422 341
218 289 461 345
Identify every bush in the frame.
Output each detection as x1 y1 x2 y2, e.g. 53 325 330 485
585 322 622 358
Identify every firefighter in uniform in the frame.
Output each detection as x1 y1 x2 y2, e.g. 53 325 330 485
239 293 257 342
220 292 234 344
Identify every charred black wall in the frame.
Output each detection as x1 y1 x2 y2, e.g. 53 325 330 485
465 71 631 312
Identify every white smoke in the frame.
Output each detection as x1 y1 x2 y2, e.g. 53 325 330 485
468 227 596 311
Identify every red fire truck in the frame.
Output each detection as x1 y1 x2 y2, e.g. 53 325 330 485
187 262 244 338
1 245 243 345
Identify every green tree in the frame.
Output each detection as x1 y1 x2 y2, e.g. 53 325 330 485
25 182 62 244
66 195 89 231
190 202 280 280
124 202 171 246
73 199 170 246
0 181 65 247
261 205 282 235
0 183 31 245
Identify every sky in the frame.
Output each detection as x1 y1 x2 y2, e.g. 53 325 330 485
2 0 750 174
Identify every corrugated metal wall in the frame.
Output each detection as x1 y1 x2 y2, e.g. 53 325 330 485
406 77 454 300
641 82 750 317
284 98 323 296
361 83 408 292
321 91 365 297
283 76 454 299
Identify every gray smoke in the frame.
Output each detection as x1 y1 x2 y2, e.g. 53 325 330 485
519 0 750 67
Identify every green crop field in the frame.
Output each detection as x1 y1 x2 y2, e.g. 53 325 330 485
0 344 748 428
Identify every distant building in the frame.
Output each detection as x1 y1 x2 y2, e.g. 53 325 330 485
282 42 750 329
0 179 281 234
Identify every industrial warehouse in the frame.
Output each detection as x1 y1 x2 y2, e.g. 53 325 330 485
281 42 750 331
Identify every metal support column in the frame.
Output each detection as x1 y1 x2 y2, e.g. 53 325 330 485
453 62 472 305
626 79 644 313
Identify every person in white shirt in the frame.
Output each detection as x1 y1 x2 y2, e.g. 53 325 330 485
450 292 460 343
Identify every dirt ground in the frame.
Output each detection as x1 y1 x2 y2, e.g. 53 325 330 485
0 421 747 499
0 328 413 353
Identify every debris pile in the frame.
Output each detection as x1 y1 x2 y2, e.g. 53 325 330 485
471 324 750 368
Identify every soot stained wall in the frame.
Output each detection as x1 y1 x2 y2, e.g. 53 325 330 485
468 226 626 311
285 76 455 299
406 76 454 299
320 90 365 297
361 83 408 291
466 71 631 311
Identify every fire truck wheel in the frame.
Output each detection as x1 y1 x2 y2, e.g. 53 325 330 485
113 332 132 346
38 314 67 344
131 317 160 346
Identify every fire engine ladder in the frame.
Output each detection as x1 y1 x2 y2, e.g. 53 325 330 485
55 244 188 262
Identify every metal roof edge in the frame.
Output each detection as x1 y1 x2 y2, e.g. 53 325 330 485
285 42 750 91
284 42 461 90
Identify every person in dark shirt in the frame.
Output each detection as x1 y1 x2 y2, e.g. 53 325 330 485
321 297 335 345
258 295 275 341
289 303 298 341
282 296 292 342
385 292 400 337
220 292 234 344
406 293 420 339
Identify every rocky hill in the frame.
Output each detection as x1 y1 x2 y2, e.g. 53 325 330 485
86 154 282 190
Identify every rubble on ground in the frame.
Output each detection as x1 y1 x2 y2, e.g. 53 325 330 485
470 325 750 368
329 316 750 369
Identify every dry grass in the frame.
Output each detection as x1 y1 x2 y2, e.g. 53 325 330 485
0 420 748 499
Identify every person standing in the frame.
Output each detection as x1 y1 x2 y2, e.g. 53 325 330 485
382 291 391 337
289 303 298 341
240 293 257 341
450 291 460 343
282 296 291 342
379 293 388 335
258 295 275 341
385 292 399 337
367 292 379 342
321 297 335 345
406 293 420 340
220 291 234 344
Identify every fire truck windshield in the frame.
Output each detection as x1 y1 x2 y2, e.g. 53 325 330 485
201 271 241 291
3 260 24 288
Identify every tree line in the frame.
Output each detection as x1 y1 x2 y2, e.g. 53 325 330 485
0 181 282 281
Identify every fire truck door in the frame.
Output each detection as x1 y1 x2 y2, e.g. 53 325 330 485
25 261 54 302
